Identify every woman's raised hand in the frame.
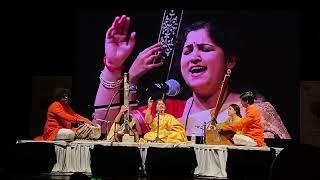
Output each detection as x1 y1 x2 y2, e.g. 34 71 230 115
105 15 136 70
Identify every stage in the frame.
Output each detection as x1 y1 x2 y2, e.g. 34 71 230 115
15 140 283 179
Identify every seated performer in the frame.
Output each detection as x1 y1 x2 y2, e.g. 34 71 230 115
106 105 139 142
34 88 92 141
219 104 242 135
143 97 187 143
217 91 266 147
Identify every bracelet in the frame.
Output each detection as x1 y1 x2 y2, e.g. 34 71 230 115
104 56 122 72
99 72 123 89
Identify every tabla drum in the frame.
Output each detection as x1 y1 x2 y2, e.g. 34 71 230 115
75 123 101 140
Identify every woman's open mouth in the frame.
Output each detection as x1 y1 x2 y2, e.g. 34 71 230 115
189 66 207 76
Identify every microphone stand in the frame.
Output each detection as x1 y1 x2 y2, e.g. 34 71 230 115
153 110 164 143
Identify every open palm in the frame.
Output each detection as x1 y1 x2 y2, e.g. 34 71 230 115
105 15 136 68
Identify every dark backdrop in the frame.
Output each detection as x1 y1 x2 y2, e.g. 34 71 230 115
6 7 317 145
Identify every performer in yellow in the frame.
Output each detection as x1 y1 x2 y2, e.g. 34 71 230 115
143 97 187 143
219 104 242 135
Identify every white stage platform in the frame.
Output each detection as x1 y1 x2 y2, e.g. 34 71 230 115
17 140 283 179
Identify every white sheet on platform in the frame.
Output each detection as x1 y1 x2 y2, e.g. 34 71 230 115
17 140 282 178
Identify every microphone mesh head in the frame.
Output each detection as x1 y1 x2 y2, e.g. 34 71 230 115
165 79 181 96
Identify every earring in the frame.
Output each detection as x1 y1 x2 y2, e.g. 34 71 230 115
227 68 232 75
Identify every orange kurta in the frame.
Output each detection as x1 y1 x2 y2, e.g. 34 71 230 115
222 104 266 146
35 101 86 141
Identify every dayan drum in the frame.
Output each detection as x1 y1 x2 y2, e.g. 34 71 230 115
75 123 101 140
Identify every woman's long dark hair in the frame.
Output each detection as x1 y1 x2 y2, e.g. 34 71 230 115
230 103 242 118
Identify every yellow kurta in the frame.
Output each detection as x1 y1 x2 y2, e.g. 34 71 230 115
220 116 242 135
143 113 187 143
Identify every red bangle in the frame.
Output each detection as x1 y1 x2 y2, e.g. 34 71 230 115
104 56 122 72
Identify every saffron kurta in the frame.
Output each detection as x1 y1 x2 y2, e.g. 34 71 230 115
222 104 266 146
35 101 86 141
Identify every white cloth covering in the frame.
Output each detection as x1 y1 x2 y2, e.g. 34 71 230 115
17 140 282 178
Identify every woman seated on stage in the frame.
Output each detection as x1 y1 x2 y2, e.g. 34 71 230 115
219 104 242 135
34 88 92 141
217 92 267 147
106 105 139 142
142 98 187 143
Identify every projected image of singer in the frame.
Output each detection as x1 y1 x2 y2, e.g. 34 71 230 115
142 97 187 143
93 14 291 140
